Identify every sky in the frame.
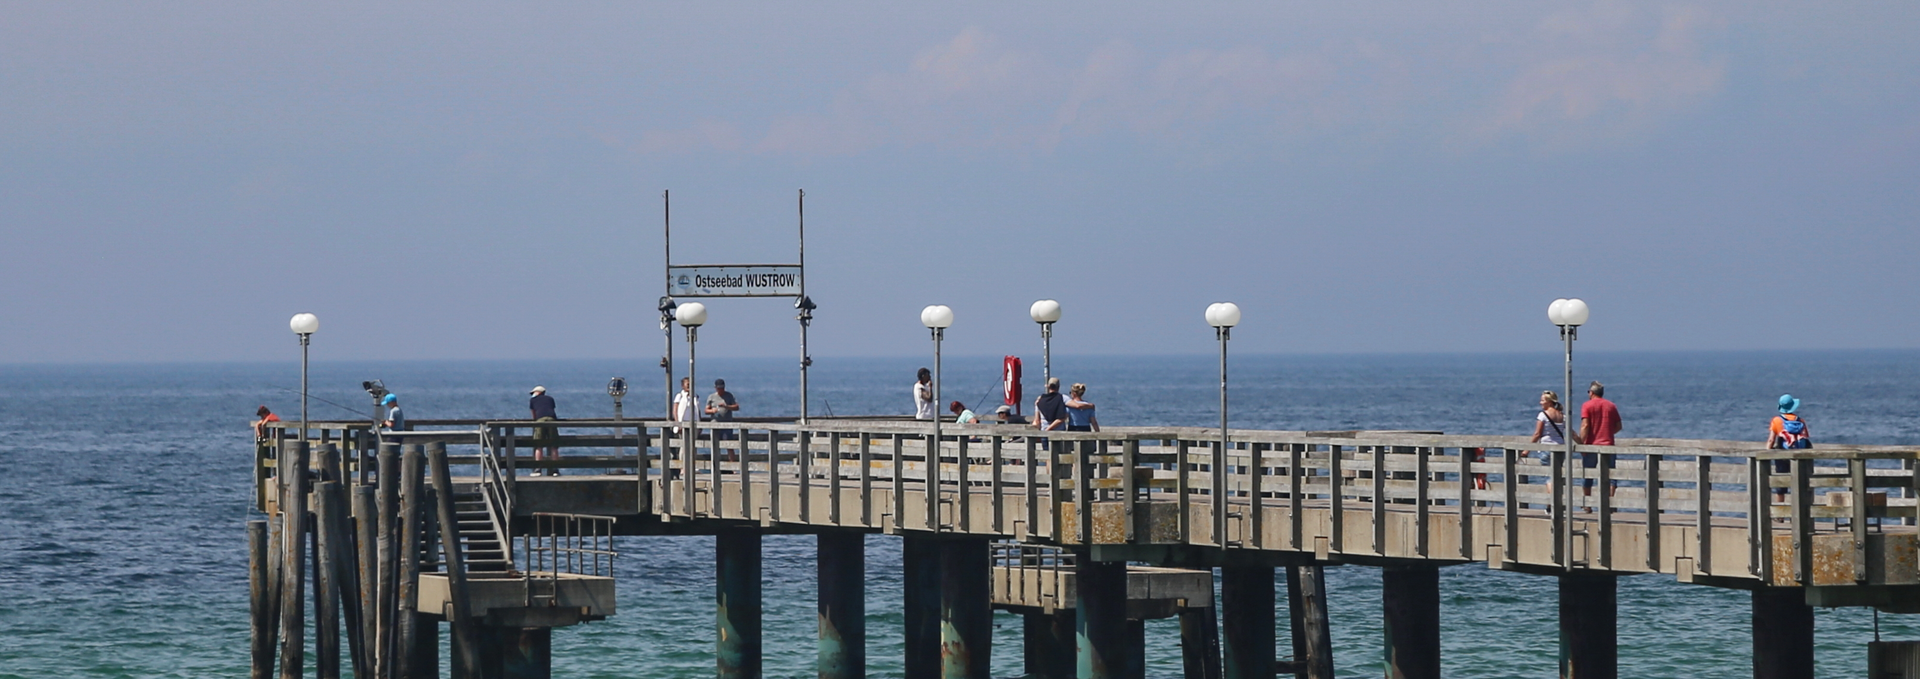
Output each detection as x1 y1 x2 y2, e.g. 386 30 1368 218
2 2 1917 364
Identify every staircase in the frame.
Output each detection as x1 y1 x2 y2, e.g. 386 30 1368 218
453 489 513 574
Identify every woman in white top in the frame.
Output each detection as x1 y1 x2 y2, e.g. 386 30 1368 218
914 367 935 420
1530 390 1566 447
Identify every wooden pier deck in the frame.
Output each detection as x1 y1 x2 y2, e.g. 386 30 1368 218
252 417 1920 679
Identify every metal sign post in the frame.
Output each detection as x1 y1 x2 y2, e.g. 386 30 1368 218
661 190 816 423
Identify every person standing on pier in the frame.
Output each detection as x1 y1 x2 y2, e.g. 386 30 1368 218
1578 381 1622 501
993 404 1027 425
529 385 558 476
705 379 739 423
914 368 935 421
1767 394 1812 503
1033 377 1068 432
671 377 696 433
381 393 406 432
1531 390 1566 447
1064 383 1099 432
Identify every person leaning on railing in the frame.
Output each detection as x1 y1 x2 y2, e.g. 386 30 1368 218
252 405 280 441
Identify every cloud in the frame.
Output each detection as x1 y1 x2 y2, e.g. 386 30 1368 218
1475 3 1727 148
644 7 1732 159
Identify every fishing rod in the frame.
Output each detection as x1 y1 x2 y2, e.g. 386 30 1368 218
271 386 373 419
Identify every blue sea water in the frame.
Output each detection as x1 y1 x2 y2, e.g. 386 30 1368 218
3 351 1919 678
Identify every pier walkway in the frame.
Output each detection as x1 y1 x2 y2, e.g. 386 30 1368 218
251 417 1920 679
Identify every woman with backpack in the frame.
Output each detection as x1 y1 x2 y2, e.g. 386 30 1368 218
1768 394 1811 503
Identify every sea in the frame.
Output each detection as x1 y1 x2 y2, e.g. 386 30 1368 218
4 350 1919 678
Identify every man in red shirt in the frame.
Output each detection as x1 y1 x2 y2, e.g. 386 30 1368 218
1578 381 1623 499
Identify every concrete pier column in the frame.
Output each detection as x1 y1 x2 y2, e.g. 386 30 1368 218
1076 558 1130 679
455 625 548 679
1752 588 1814 679
818 532 866 679
716 529 763 679
410 615 439 679
904 536 941 679
1220 565 1275 679
1290 565 1335 679
1558 573 1616 679
1178 602 1222 679
940 538 992 679
1024 612 1075 679
1125 619 1148 679
1382 565 1441 679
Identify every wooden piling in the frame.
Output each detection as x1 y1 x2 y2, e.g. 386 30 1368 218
1178 601 1222 679
817 532 866 679
249 520 275 679
392 446 426 679
352 486 378 677
1382 565 1441 679
314 480 343 679
1221 565 1275 679
1024 611 1075 679
1076 557 1129 679
1558 572 1617 679
939 537 991 679
429 442 482 677
375 442 400 678
903 536 941 679
277 441 309 679
319 478 368 679
1753 588 1814 679
716 528 764 679
1292 565 1335 679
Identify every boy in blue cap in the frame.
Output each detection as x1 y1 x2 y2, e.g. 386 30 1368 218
381 393 405 432
1767 394 1810 503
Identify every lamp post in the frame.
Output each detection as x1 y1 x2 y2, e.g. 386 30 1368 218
1547 298 1589 570
289 313 320 446
659 296 678 420
797 296 816 423
677 302 707 512
609 377 628 462
921 305 953 531
1029 300 1061 382
1205 302 1240 548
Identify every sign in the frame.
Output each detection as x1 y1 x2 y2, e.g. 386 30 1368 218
668 265 803 298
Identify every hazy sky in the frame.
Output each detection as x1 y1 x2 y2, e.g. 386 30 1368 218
3 2 1916 363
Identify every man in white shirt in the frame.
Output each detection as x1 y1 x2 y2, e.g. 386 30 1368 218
671 377 696 432
914 367 934 420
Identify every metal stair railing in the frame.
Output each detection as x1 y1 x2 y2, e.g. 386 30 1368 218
475 425 516 569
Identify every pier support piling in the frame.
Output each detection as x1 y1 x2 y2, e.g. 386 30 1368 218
939 537 992 679
1752 588 1814 679
1290 565 1335 679
1221 565 1276 679
818 532 866 679
277 441 309 679
1558 572 1617 679
716 529 763 679
313 480 343 679
392 446 426 679
430 442 482 678
1178 599 1222 679
1077 557 1130 679
904 536 941 679
249 519 274 679
1025 611 1076 679
1382 565 1441 679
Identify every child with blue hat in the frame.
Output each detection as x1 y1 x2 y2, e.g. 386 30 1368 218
1767 394 1809 503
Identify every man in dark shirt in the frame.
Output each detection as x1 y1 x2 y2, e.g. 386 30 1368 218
529 385 559 476
1032 378 1067 431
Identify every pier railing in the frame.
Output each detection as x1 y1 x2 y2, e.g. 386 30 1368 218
262 419 1918 586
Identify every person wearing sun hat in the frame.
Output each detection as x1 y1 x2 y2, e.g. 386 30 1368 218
529 385 559 475
1767 394 1812 502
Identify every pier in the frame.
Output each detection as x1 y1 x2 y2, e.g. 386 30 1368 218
250 416 1920 678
